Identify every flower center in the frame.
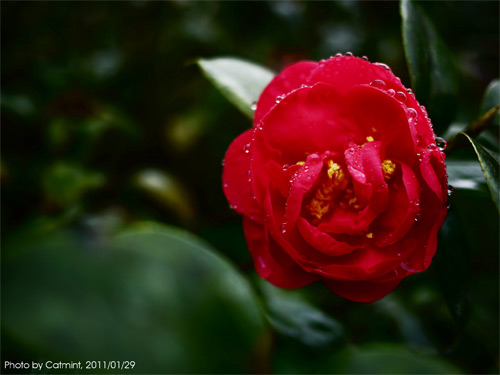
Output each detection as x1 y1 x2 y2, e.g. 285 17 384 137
305 156 396 221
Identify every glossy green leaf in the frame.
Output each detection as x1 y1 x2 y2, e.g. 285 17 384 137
198 57 275 119
258 279 344 348
446 159 488 192
401 0 458 131
3 223 267 373
460 132 499 212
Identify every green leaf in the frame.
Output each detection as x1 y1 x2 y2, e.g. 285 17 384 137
3 223 267 373
480 79 500 125
401 0 458 131
460 132 500 212
446 159 488 192
258 279 344 348
198 57 275 119
321 344 462 374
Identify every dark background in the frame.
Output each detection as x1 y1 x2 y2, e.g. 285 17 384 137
2 1 499 374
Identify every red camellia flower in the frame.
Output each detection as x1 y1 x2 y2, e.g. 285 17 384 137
222 55 448 302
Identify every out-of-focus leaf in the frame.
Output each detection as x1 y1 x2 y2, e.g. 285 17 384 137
446 159 488 192
165 112 206 153
480 79 500 126
3 223 267 374
401 0 458 131
321 344 462 374
460 133 499 212
197 57 275 119
43 162 105 207
464 105 500 139
1 93 36 117
373 296 431 348
134 169 195 224
258 279 344 348
436 212 471 326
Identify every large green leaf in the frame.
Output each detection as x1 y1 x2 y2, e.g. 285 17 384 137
258 279 344 348
460 133 499 212
401 0 458 131
3 223 267 373
197 57 275 119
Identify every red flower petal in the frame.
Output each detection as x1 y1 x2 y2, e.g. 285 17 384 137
297 217 357 256
285 153 324 228
307 56 404 95
254 61 318 126
260 83 356 161
243 217 318 288
373 162 420 247
322 275 404 303
222 130 262 221
344 85 416 165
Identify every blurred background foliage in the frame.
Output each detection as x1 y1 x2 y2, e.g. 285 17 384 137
1 1 498 374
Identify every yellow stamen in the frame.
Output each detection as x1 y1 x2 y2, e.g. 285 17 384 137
366 136 374 142
381 159 396 180
296 161 305 166
366 232 373 239
327 161 348 189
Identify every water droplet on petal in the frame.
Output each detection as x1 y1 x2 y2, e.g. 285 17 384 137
395 91 407 102
387 89 395 97
374 62 391 71
280 223 287 234
447 184 455 197
435 137 447 151
406 108 417 119
243 143 251 154
370 79 386 89
275 95 285 104
345 51 353 57
361 55 368 61
335 52 343 57
427 144 437 151
251 102 257 111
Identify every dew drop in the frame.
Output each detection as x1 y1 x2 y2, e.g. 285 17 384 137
427 144 437 151
335 52 343 57
387 89 395 97
406 107 417 119
397 253 402 257
370 79 386 89
345 51 354 57
280 223 287 234
420 105 428 117
282 164 289 171
243 143 251 154
374 62 391 71
275 95 285 104
250 102 257 111
435 137 447 151
361 55 368 61
447 184 455 197
395 91 407 102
